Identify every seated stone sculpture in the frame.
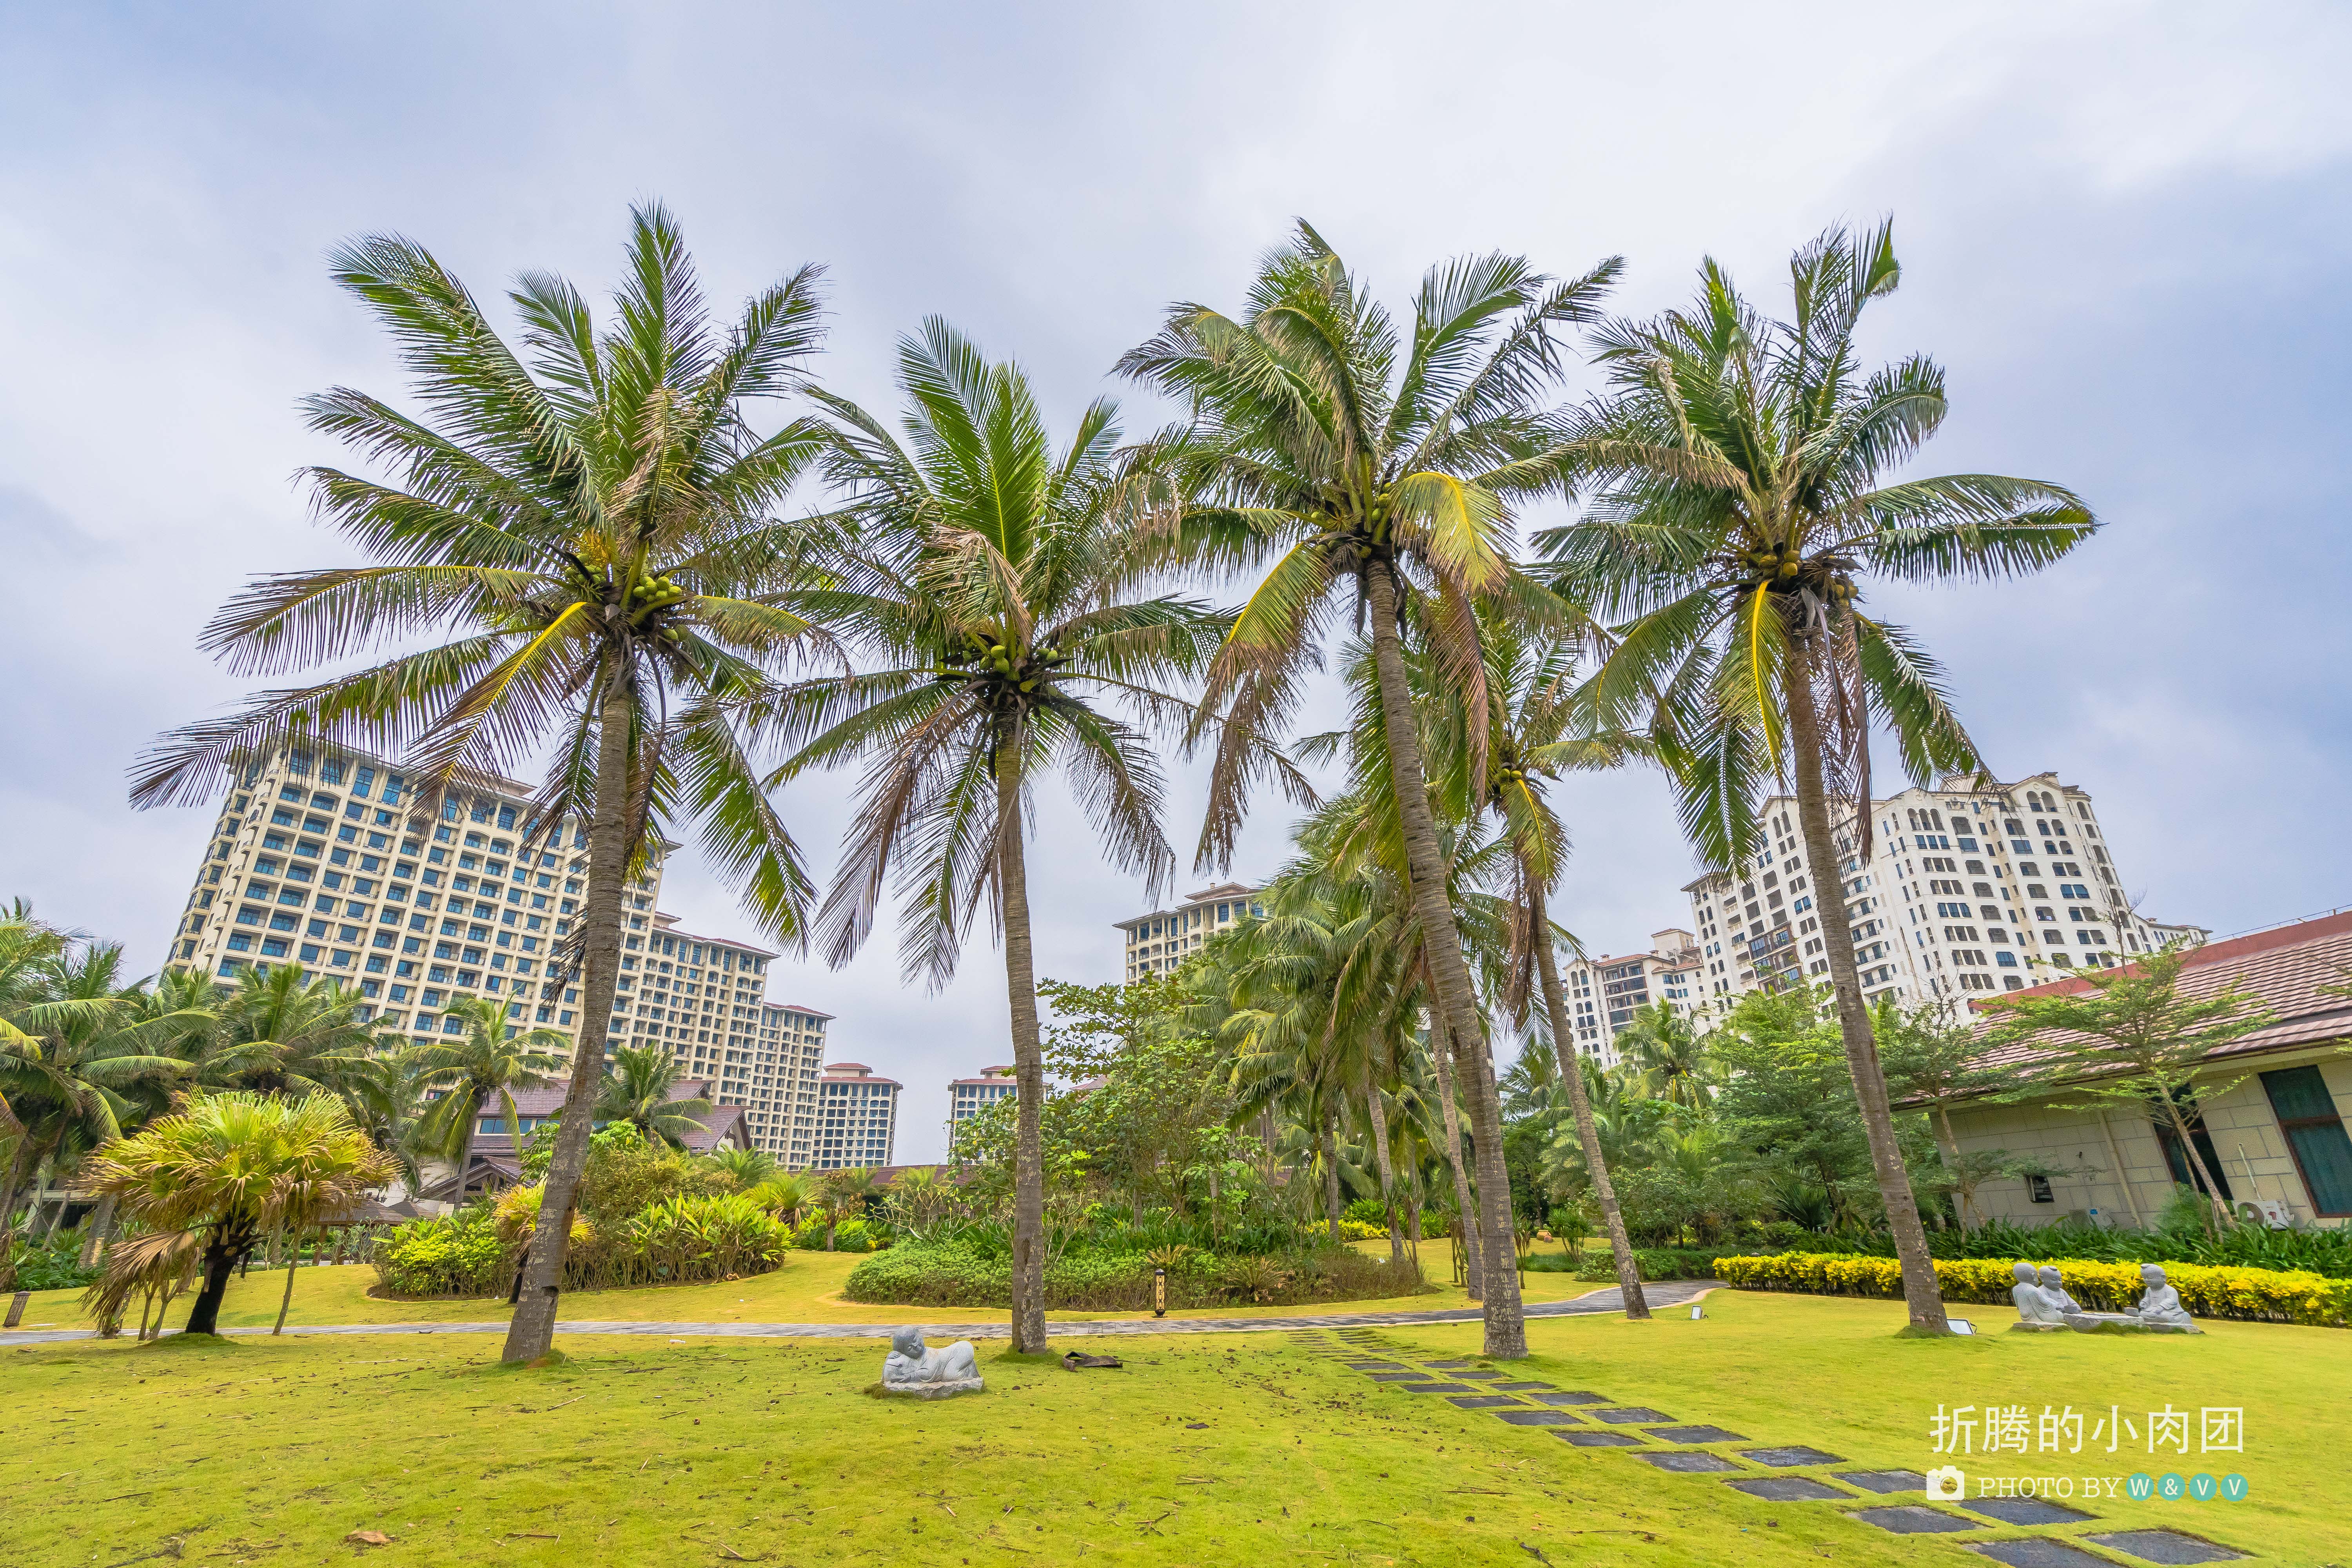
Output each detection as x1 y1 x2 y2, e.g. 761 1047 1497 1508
2011 1261 2070 1326
2037 1265 2084 1315
2126 1263 2196 1328
882 1326 984 1396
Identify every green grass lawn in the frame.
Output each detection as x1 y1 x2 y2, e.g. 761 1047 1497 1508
5 1288 2337 1566
11 1236 1591 1334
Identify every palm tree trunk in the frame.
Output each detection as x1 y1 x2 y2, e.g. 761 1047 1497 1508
1360 1061 1405 1266
274 1228 304 1334
183 1221 251 1337
1528 879 1649 1320
77 1194 117 1270
1366 560 1524 1355
1319 1102 1343 1243
503 668 634 1364
0 1136 27 1278
1782 653 1947 1332
996 739 1049 1355
1431 1019 1481 1301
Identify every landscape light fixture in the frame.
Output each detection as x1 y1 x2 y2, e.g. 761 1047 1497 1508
1154 1267 1166 1317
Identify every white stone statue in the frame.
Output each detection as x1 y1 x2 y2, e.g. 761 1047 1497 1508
2126 1263 2196 1329
2037 1265 2084 1315
882 1326 984 1397
2011 1261 2069 1325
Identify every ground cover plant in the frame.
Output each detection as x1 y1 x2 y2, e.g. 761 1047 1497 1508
5 1288 2342 1566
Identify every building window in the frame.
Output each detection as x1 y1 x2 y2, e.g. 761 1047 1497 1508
2260 1066 2352 1218
2025 1174 2054 1204
2152 1100 2233 1202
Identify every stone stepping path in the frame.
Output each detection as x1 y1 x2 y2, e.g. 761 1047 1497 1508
1285 1325 2251 1566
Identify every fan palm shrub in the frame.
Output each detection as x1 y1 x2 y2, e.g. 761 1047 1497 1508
1548 223 2096 1330
132 205 830 1363
1120 225 1619 1355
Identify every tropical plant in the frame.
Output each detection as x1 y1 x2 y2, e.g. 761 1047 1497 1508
1121 225 1621 1356
706 1145 778 1189
407 995 570 1199
1617 1004 1713 1111
190 962 385 1098
748 1169 817 1227
595 1044 715 1150
132 205 831 1364
84 1092 395 1335
760 320 1232 1350
1548 222 2096 1329
818 1166 878 1251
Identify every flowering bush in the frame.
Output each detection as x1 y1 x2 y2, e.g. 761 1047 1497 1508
1715 1252 2352 1328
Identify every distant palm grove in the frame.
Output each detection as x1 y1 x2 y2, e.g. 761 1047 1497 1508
2 204 2104 1360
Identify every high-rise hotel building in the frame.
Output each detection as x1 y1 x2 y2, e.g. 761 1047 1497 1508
165 744 835 1162
1116 883 1261 982
1681 770 2187 1011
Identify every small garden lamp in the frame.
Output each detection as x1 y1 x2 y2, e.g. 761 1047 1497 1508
1154 1267 1166 1318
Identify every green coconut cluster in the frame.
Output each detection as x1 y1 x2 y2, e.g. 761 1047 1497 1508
628 573 688 618
938 631 1064 694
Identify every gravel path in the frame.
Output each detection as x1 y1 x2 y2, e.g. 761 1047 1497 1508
0 1279 1719 1346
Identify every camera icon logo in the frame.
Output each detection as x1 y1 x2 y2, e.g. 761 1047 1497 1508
1925 1465 1966 1501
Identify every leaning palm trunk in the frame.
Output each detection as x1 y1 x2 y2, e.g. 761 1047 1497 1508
1368 562 1524 1354
1319 1105 1344 1243
1783 661 1947 1331
274 1227 306 1334
503 676 635 1363
998 743 1049 1355
1527 880 1649 1319
1361 1064 1406 1267
1930 1106 1977 1229
77 1194 118 1271
1430 1019 1482 1301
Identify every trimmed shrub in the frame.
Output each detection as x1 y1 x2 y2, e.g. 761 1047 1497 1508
372 1190 788 1298
844 1241 1424 1310
1716 1252 2352 1328
1573 1245 1748 1282
375 1209 507 1298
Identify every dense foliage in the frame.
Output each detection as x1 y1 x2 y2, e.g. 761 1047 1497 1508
845 1240 1417 1311
1719 1252 2352 1328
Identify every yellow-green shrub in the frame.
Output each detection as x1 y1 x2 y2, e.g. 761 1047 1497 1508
1716 1252 2352 1328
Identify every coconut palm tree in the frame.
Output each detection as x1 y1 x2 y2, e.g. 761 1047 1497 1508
759 320 1232 1352
196 964 384 1099
408 996 570 1200
132 205 831 1364
1547 222 2096 1330
85 1092 395 1336
594 1044 715 1150
1617 1004 1714 1111
1120 225 1619 1356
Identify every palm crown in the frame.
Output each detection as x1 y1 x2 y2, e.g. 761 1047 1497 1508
1546 222 2096 867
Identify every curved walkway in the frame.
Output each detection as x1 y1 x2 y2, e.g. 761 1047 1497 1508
0 1279 1719 1347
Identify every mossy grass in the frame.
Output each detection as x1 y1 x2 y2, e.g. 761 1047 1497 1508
5 1289 2343 1564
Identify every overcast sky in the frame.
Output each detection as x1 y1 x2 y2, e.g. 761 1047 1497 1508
5 3 2349 1161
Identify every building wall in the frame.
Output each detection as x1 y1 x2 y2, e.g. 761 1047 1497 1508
815 1069 900 1170
1940 1051 2352 1229
1556 929 1702 1068
948 1070 1016 1134
1684 771 2182 1015
1118 883 1261 982
762 1005 831 1170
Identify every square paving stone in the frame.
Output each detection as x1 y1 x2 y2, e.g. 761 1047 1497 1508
1397 1382 1476 1394
1448 1395 1527 1409
1647 1425 1747 1444
1343 1361 1402 1369
1636 1451 1743 1473
1493 1409 1581 1426
1532 1390 1610 1406
1368 1373 1428 1382
1422 1358 1479 1368
1965 1497 2098 1526
1739 1446 1847 1467
1593 1407 1676 1423
1851 1506 1983 1535
2084 1531 2246 1564
1555 1430 1643 1447
1726 1476 1850 1502
1835 1470 1926 1494
1492 1381 1555 1392
1454 1370 1510 1381
1968 1543 2121 1568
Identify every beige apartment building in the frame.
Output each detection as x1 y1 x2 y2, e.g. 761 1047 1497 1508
814 1062 901 1171
1117 882 1261 982
948 1065 1017 1134
166 744 830 1162
1555 929 1704 1068
1681 771 2193 1013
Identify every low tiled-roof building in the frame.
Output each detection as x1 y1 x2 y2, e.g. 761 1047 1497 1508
1936 909 2352 1228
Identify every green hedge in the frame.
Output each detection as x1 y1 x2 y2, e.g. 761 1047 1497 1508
1570 1245 1749 1282
1718 1252 2352 1328
845 1242 1423 1311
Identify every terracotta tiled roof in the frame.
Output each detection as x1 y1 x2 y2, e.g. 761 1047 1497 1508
1958 909 2352 1086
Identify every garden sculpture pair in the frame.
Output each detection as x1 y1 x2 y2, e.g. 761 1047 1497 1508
2010 1261 2198 1333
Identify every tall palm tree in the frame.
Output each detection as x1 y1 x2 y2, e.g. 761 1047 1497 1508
198 964 383 1098
1120 225 1620 1356
1617 1004 1713 1111
761 321 1232 1352
84 1092 394 1336
408 995 570 1200
133 205 830 1364
594 1044 715 1149
1446 626 1653 1318
1548 223 2096 1330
